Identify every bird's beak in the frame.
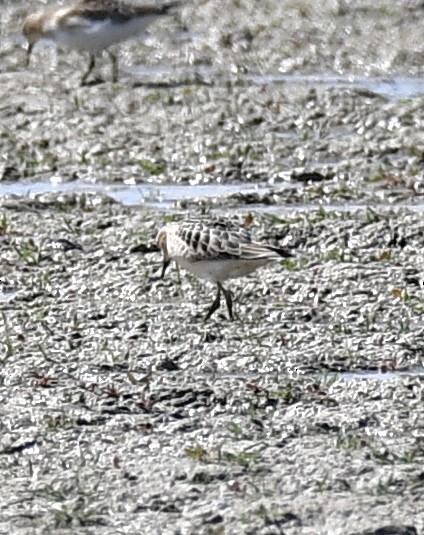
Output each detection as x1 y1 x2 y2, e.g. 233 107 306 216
160 259 171 279
25 43 33 67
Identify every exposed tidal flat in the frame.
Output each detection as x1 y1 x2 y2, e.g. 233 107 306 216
1 0 424 533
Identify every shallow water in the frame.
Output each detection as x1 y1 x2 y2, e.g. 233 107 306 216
0 181 270 208
13 32 424 101
128 65 424 100
3 181 424 214
237 202 424 215
340 368 424 381
0 290 17 302
244 73 424 100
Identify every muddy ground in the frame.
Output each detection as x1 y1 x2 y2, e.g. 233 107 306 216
1 0 424 534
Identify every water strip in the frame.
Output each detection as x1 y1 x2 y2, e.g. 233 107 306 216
0 181 270 209
245 73 424 100
128 65 424 100
340 368 424 381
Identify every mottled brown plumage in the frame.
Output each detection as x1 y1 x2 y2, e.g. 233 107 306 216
75 0 180 23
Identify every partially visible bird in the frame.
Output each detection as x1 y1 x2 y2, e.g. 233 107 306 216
22 0 180 85
157 217 293 321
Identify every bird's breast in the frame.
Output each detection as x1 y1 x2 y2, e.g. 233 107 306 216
176 257 272 283
55 15 160 52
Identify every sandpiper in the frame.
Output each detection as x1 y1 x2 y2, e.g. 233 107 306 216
22 0 180 85
157 217 293 321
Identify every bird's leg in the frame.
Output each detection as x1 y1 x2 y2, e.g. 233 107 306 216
175 263 182 286
81 54 96 86
160 259 171 279
108 50 118 82
204 284 221 322
25 44 33 67
219 282 233 321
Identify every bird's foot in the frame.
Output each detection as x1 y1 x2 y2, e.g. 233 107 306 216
80 76 105 87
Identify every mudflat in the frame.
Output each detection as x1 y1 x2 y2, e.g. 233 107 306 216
1 1 424 534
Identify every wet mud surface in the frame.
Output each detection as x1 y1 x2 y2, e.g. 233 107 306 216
1 0 424 534
2 202 424 535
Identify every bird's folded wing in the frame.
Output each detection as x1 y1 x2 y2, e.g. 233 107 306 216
59 14 95 30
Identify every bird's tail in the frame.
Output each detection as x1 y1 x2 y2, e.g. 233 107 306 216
240 243 293 260
266 245 293 258
160 1 182 14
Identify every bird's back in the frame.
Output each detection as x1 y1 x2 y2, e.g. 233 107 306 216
166 218 290 262
42 0 179 52
77 0 180 23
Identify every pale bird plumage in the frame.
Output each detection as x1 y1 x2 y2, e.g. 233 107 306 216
22 0 180 85
157 217 293 321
